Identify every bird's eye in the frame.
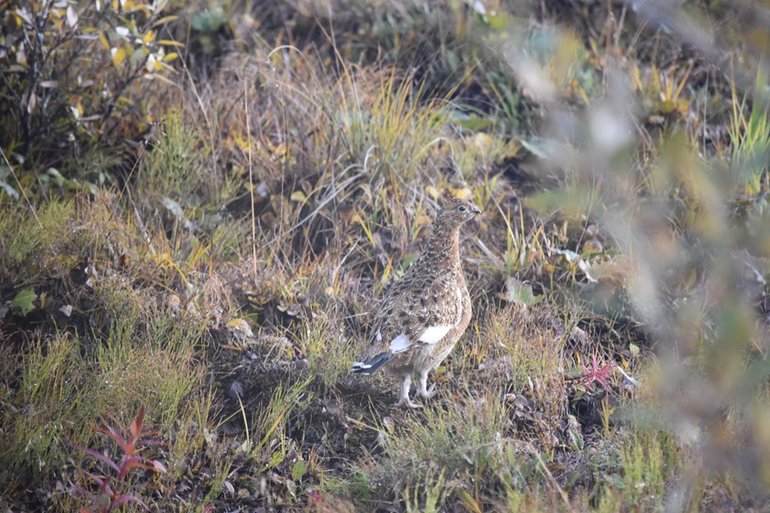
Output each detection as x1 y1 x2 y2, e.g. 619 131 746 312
457 206 467 212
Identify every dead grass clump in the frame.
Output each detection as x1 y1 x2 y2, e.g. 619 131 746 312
192 48 464 260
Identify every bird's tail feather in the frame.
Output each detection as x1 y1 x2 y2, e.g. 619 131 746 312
351 352 393 374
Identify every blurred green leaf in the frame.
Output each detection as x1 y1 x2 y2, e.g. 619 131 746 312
0 166 19 199
448 110 495 131
524 189 594 218
291 459 307 481
11 288 37 315
399 253 419 274
0 176 19 199
191 8 226 33
502 278 543 306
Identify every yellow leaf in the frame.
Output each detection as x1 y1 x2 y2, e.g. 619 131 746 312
232 132 251 153
142 30 155 45
503 138 520 158
111 47 127 67
158 39 185 47
452 187 473 200
9 11 22 29
471 132 495 153
290 190 306 202
152 15 179 28
352 212 376 248
226 318 254 337
98 32 110 51
143 73 176 86
163 52 178 62
270 142 288 158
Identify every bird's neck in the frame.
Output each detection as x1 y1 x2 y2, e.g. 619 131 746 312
425 222 461 269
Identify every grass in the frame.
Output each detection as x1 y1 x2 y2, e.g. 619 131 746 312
1 1 770 511
0 199 74 270
729 71 770 196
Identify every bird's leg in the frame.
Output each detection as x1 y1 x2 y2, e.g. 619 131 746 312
417 370 437 399
395 374 422 408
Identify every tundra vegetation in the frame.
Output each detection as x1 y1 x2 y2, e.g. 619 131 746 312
1 1 770 512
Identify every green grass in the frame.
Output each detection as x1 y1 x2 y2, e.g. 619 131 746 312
0 199 74 270
0 298 205 488
729 72 770 195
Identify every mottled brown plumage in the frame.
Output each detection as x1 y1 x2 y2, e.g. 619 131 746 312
352 194 481 407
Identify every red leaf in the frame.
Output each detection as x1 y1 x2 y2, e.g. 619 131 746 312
84 472 114 495
117 455 145 480
98 421 129 454
580 354 615 390
77 446 121 473
130 407 145 439
72 483 91 496
112 493 148 510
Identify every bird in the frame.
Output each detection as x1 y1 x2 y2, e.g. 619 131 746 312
352 192 481 407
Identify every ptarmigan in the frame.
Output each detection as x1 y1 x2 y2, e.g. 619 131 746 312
352 193 481 407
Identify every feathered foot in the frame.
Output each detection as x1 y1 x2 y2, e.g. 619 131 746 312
417 371 437 399
394 374 422 408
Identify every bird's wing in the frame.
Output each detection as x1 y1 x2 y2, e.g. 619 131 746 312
352 271 463 374
370 273 461 356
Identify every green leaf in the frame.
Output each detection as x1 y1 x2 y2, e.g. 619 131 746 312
11 288 37 315
291 459 307 481
399 252 419 273
447 111 495 132
191 8 226 33
486 10 513 32
130 46 148 64
0 179 19 200
502 278 542 306
0 166 19 200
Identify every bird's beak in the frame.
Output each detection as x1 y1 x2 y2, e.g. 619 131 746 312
470 204 482 215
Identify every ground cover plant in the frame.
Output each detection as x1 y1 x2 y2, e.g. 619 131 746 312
2 0 770 511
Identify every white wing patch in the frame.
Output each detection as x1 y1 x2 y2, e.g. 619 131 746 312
418 324 453 344
390 333 411 353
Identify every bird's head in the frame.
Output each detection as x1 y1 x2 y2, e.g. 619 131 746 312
437 192 482 228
